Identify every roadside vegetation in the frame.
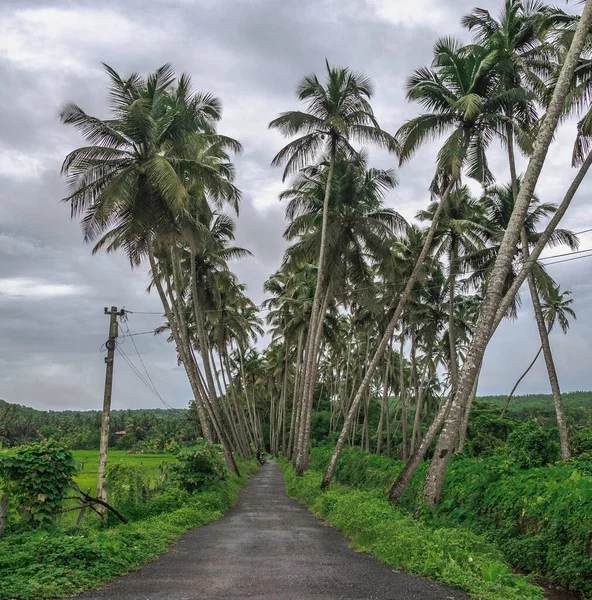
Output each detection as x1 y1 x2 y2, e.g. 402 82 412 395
0 441 257 599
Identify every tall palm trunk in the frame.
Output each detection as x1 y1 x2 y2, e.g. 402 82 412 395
501 346 543 418
411 348 432 452
525 262 571 459
296 144 336 475
448 235 459 392
287 329 304 459
188 252 240 476
296 284 331 475
147 244 213 442
376 353 391 455
388 394 453 503
420 10 592 507
399 336 408 459
458 366 479 454
320 176 457 489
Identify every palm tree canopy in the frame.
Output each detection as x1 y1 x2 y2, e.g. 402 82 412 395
269 60 397 179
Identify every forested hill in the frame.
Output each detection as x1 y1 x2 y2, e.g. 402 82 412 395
0 399 193 450
479 391 592 427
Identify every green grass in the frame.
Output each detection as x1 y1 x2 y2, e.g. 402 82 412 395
71 450 170 495
280 460 545 600
0 457 258 600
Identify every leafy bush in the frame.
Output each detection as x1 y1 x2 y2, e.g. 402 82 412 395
306 445 592 595
168 440 228 493
571 428 592 459
505 421 560 468
0 457 258 599
280 463 543 600
0 441 77 526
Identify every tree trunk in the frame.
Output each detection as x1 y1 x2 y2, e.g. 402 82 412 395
147 244 214 442
399 336 408 460
296 284 331 475
526 269 571 460
420 8 592 507
298 146 337 457
388 394 453 503
287 329 304 460
376 354 390 455
458 368 479 454
501 346 543 418
320 176 457 489
411 348 432 452
188 252 240 476
448 235 459 393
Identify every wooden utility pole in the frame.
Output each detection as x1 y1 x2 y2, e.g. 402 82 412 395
96 306 123 519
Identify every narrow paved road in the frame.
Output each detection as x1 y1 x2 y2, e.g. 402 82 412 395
77 462 469 599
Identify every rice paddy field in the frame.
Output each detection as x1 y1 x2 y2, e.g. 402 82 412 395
71 450 171 495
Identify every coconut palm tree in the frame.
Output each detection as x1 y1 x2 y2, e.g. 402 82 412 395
321 35 513 489
60 64 245 475
269 61 397 475
416 186 488 392
421 3 592 507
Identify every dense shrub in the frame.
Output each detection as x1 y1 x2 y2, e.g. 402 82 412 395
281 463 543 600
306 445 592 595
168 440 228 493
572 427 592 459
0 441 77 526
505 421 560 468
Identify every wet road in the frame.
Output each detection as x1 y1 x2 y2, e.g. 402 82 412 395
76 461 469 599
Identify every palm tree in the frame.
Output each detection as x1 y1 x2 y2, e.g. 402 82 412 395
269 61 397 475
60 64 245 475
321 35 512 489
416 186 488 393
421 3 592 507
502 286 576 417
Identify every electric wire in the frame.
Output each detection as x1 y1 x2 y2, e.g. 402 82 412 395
116 345 173 409
121 321 172 409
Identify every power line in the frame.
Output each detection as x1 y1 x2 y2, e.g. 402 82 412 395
539 251 592 266
539 246 592 262
121 322 172 409
116 345 173 409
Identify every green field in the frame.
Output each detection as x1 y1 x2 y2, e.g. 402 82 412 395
71 450 171 495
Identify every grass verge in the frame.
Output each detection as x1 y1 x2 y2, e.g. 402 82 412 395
0 458 258 600
280 461 544 600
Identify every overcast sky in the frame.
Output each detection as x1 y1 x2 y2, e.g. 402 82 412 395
1 0 591 412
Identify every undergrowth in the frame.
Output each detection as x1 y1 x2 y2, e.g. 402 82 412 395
305 446 592 596
280 460 545 600
0 458 258 599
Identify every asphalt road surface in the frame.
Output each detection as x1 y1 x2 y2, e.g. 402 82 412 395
76 461 469 600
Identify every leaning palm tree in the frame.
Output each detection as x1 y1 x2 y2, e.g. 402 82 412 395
502 286 576 417
321 35 510 489
421 3 592 507
60 64 244 475
269 61 397 475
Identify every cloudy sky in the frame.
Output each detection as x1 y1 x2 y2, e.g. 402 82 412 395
1 0 591 411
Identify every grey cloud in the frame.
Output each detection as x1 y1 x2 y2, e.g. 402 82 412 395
0 0 591 410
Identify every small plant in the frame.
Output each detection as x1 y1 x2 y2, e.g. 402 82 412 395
169 440 228 493
0 441 77 526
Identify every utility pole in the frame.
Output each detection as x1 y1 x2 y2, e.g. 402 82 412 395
96 306 124 520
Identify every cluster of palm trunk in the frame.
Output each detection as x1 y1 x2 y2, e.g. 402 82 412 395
262 0 592 507
60 0 592 508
